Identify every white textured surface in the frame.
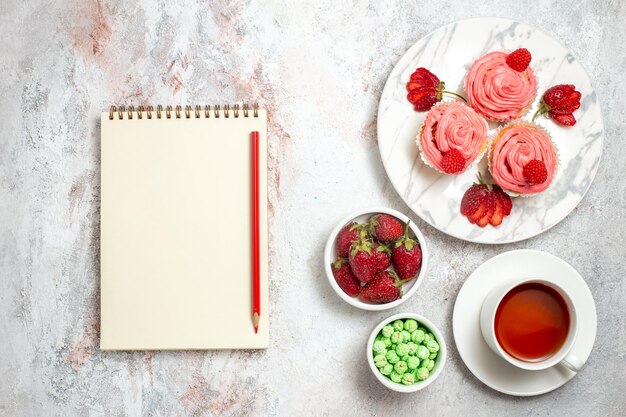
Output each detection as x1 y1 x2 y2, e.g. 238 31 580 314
1 1 625 416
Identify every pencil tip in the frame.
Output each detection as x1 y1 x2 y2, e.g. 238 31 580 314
253 312 260 333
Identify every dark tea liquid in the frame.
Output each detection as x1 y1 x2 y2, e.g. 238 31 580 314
494 282 570 362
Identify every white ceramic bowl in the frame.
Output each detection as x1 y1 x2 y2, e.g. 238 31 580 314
367 313 447 393
324 207 428 311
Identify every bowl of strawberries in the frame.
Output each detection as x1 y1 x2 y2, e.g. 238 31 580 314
324 207 428 310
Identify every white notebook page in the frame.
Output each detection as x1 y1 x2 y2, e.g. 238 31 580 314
100 109 269 349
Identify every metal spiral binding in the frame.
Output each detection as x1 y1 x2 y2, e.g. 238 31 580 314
108 103 259 120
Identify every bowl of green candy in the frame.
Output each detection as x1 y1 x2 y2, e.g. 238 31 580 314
367 313 447 392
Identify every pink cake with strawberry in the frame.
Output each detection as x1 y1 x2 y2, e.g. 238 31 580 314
465 49 537 122
488 122 558 196
417 101 489 175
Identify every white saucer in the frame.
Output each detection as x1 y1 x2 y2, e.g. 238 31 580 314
452 250 597 396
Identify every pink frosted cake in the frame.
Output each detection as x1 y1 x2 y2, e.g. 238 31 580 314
417 101 489 175
489 122 557 195
465 51 537 122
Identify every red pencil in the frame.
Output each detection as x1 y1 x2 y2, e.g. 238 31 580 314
251 131 261 333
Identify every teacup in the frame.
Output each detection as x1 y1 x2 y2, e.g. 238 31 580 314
480 278 582 372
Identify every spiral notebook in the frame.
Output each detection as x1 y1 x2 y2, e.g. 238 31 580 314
100 104 269 350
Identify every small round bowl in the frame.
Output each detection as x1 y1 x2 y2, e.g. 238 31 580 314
324 207 428 311
367 313 447 393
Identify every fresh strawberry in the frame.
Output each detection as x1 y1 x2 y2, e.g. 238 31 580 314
494 186 512 216
544 84 581 115
552 113 577 126
489 192 505 226
475 191 496 228
532 84 581 126
462 177 513 227
336 222 365 258
391 221 422 280
406 67 468 112
408 67 440 88
373 242 391 271
348 239 389 283
331 258 361 297
440 149 466 174
460 183 490 217
359 270 403 304
408 87 440 112
461 174 513 227
468 193 490 224
506 48 532 72
523 159 548 184
369 214 404 242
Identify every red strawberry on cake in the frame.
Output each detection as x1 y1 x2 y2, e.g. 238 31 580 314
505 48 532 72
523 159 549 184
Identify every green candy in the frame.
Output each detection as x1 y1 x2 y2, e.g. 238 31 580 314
394 361 408 374
395 342 410 357
374 354 388 368
393 320 404 332
426 339 440 353
411 329 426 344
380 363 393 376
386 350 399 364
390 371 402 383
401 372 415 385
407 356 420 370
376 320 440 384
404 319 418 332
416 345 429 359
373 340 387 355
416 367 430 381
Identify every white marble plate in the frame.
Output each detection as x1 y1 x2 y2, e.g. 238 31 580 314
377 18 603 243
453 250 597 396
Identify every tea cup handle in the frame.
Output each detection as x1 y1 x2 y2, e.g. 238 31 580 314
560 352 583 373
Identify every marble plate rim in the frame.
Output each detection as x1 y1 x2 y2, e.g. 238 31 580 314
376 17 604 244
